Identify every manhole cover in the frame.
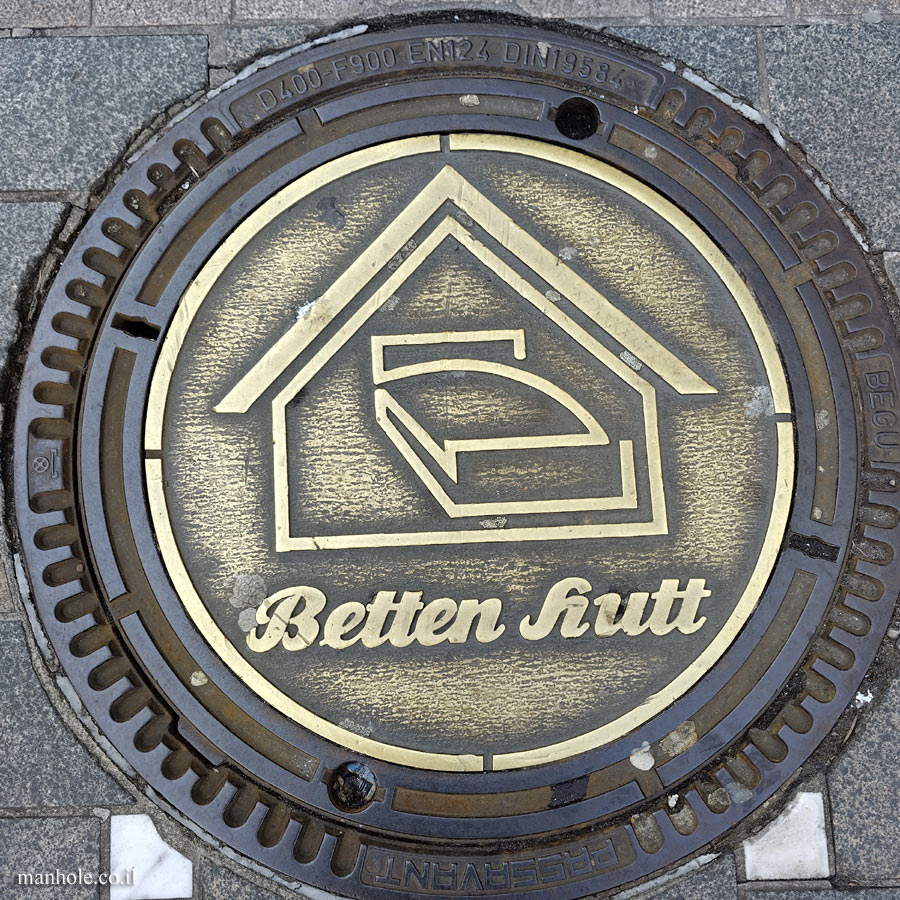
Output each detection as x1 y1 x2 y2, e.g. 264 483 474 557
11 17 900 898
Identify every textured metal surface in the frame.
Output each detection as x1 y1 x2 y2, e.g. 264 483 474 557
8 15 900 899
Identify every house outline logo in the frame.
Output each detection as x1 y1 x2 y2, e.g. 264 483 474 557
215 162 717 552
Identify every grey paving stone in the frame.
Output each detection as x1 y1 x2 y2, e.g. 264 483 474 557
884 251 900 298
198 857 284 899
795 0 900 17
232 0 641 21
0 623 131 807
645 854 736 899
654 0 785 16
0 36 208 192
0 816 99 899
606 25 759 101
829 672 900 882
0 481 18 617
231 0 404 19
516 0 652 15
224 24 312 68
209 67 234 89
586 854 736 900
766 25 900 250
0 201 64 365
93 0 230 26
753 892 900 899
0 0 90 28
0 562 15 614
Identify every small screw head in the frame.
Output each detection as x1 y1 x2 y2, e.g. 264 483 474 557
329 761 377 813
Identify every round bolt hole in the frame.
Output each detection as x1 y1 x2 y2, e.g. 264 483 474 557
329 761 377 812
554 98 601 140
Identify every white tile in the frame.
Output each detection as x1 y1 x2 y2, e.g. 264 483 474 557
744 791 830 880
110 813 193 900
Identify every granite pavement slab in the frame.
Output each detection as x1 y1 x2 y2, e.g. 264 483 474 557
0 36 208 192
766 24 900 249
0 623 131 808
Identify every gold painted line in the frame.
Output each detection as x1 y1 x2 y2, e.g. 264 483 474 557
271 215 663 547
449 132 787 410
688 567 818 739
145 455 484 773
145 291 192 452
393 783 553 818
492 419 794 769
778 287 838 526
450 134 718 397
373 387 634 518
321 94 545 125
640 389 668 536
144 135 440 451
453 220 667 534
270 217 462 548
214 136 442 414
782 262 815 288
297 519 670 551
225 151 721 416
567 127 793 416
270 217 459 408
230 166 473 414
606 126 836 523
108 593 142 618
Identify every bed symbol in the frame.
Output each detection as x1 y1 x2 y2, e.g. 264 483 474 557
371 330 637 518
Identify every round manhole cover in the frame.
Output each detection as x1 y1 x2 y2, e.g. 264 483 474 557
11 17 900 899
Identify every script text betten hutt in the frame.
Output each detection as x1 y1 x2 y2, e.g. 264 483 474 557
246 577 711 652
